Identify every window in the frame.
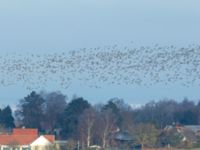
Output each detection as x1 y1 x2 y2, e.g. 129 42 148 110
22 147 30 150
3 147 10 150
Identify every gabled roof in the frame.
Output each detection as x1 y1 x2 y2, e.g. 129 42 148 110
43 135 55 143
0 128 55 146
13 128 38 136
30 136 53 146
0 135 38 145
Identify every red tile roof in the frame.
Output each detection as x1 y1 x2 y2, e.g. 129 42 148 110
0 128 55 145
43 135 55 143
13 128 38 136
0 135 38 145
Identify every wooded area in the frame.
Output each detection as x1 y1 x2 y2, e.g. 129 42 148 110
1 91 200 149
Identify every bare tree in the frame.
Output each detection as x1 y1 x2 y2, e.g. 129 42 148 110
78 108 96 149
41 91 67 132
134 123 158 149
66 139 77 150
120 110 135 132
95 109 117 149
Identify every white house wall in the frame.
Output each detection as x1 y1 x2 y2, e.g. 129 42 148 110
30 136 53 150
31 136 52 146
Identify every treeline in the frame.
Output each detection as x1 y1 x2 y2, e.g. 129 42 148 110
1 91 200 149
134 99 200 128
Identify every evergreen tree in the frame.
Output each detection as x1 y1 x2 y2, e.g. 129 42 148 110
60 97 90 139
15 91 45 130
0 106 15 128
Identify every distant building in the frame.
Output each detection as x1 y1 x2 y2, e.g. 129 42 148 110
184 125 200 136
163 125 199 143
110 130 141 150
0 128 55 150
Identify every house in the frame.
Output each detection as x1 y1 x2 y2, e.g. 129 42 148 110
163 125 198 144
184 125 200 136
176 126 197 142
110 130 141 150
0 128 55 150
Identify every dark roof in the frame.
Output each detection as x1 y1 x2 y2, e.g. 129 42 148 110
112 131 133 141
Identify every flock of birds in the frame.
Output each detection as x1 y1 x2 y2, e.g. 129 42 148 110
0 44 200 90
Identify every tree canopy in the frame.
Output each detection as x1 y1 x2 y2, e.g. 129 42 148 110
1 91 200 149
0 106 15 128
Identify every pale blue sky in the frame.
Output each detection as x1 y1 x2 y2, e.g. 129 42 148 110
1 0 200 107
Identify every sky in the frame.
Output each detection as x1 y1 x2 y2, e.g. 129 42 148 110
1 0 200 107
